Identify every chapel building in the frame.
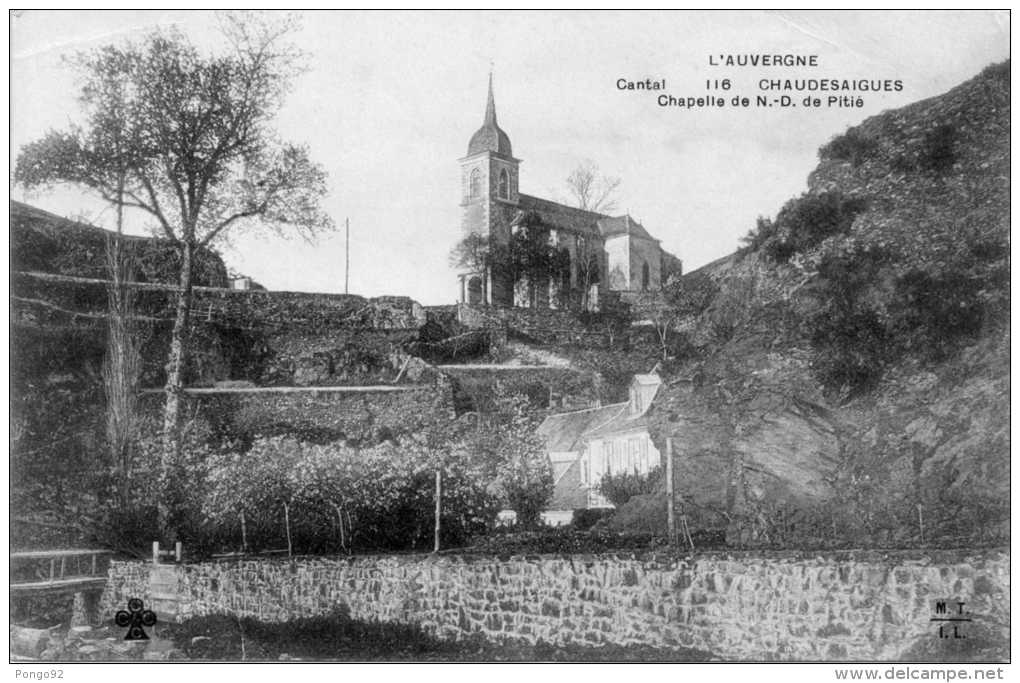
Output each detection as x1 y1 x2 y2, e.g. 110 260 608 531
457 77 676 309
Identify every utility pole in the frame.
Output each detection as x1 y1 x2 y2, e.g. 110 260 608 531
666 437 676 548
345 217 350 295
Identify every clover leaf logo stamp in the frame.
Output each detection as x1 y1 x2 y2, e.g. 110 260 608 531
115 598 157 640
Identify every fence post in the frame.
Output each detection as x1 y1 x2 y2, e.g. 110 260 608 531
152 541 160 566
666 438 676 549
434 470 442 553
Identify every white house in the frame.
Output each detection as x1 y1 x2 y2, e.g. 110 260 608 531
536 373 663 525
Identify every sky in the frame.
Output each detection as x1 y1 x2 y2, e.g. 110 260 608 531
10 10 1010 305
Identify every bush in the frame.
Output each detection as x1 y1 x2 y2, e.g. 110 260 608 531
810 308 890 396
746 192 866 263
571 508 615 531
819 127 880 166
597 466 663 507
918 124 958 174
889 269 986 362
805 225 1005 395
204 435 503 554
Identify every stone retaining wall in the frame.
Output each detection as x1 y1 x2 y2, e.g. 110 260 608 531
456 304 605 345
100 549 1008 661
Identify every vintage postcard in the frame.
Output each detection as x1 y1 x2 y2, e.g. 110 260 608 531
7 9 1010 677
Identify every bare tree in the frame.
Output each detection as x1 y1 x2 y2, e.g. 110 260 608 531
16 13 333 535
566 159 621 214
574 235 601 311
635 292 682 360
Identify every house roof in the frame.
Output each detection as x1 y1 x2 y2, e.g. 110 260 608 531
584 408 654 440
550 458 589 510
597 215 658 242
538 372 662 452
537 399 656 452
536 402 626 453
516 194 609 238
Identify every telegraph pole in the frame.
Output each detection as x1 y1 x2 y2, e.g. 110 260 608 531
345 217 350 294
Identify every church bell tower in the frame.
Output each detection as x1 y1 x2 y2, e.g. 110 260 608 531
458 74 520 305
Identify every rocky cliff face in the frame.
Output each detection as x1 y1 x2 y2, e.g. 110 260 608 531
644 62 1009 548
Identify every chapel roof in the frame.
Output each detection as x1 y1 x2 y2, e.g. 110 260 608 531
515 194 608 237
597 215 658 242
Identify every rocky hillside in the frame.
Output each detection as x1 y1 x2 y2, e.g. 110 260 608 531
639 61 1009 548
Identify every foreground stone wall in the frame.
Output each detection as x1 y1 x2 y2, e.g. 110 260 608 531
101 549 1008 661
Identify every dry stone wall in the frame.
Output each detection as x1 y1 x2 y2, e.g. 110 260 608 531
456 303 603 345
101 549 1008 661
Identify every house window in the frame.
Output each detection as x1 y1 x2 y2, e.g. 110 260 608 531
498 169 509 199
469 168 482 199
642 261 650 290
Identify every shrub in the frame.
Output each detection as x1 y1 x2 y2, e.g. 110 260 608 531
889 269 985 362
807 246 895 396
918 124 958 174
740 215 778 253
746 192 866 263
571 508 615 531
810 308 890 396
597 466 663 508
819 127 880 166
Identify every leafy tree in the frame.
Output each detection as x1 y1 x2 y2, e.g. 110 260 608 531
465 386 552 527
566 159 621 214
507 212 571 308
448 231 495 275
15 14 333 536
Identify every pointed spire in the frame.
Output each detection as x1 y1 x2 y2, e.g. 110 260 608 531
484 71 498 127
466 71 512 157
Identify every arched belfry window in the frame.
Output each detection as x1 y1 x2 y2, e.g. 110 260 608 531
498 169 509 199
641 261 650 290
468 169 482 200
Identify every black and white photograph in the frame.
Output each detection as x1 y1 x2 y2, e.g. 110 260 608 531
7 9 1011 674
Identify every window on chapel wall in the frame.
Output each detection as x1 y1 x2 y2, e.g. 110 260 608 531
498 169 509 199
642 261 650 290
468 169 482 199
